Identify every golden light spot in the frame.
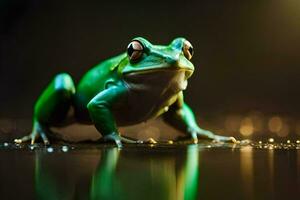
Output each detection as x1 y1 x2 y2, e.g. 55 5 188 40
249 111 264 132
295 121 300 136
296 140 300 144
286 140 291 144
168 140 174 144
239 117 254 136
147 138 157 144
164 106 169 112
277 123 289 137
268 138 274 143
225 115 242 132
240 146 253 198
268 116 282 133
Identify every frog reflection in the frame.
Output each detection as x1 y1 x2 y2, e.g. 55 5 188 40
34 150 100 200
35 145 200 200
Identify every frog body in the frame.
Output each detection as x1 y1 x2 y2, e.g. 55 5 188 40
14 37 236 146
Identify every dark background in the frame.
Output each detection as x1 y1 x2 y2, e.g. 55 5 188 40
1 0 300 119
1 3 299 199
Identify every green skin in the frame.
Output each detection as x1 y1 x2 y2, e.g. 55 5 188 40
14 37 236 147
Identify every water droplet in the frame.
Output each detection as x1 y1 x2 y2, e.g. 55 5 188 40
258 141 262 144
47 147 54 153
29 145 34 150
167 140 173 144
147 138 157 144
286 140 291 144
3 142 8 147
296 140 300 144
61 146 68 152
164 106 169 112
268 138 274 143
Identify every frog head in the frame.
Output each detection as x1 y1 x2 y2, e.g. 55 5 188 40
121 37 195 79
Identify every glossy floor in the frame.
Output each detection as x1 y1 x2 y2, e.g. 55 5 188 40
0 142 299 200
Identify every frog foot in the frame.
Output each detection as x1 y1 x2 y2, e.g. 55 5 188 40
102 132 142 148
14 122 50 145
212 135 237 143
189 127 238 143
176 135 199 144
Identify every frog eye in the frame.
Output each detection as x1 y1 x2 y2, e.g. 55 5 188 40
182 40 194 60
127 40 144 61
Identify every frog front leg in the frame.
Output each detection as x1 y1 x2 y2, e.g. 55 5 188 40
87 85 138 147
163 92 237 143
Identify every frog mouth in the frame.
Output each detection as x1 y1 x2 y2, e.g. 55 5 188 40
123 66 194 79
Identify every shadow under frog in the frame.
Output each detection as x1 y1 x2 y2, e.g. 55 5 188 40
34 145 200 200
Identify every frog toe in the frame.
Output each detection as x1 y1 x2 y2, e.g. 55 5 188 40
14 125 51 145
102 133 123 147
14 131 39 144
176 135 198 144
103 133 141 147
14 135 31 144
120 136 142 144
39 131 50 145
213 135 238 143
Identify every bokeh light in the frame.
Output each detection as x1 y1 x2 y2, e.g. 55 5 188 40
295 121 300 136
239 117 254 136
137 126 160 141
268 116 282 133
225 115 242 133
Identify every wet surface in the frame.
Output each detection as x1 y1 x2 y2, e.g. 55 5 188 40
0 140 299 200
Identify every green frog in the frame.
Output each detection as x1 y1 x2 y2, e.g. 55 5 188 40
14 37 236 147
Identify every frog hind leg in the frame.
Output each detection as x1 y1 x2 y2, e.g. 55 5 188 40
14 73 76 145
162 92 237 143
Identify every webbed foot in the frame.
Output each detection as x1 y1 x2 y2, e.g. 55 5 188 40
212 135 237 143
186 127 238 143
14 122 50 145
102 132 142 148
